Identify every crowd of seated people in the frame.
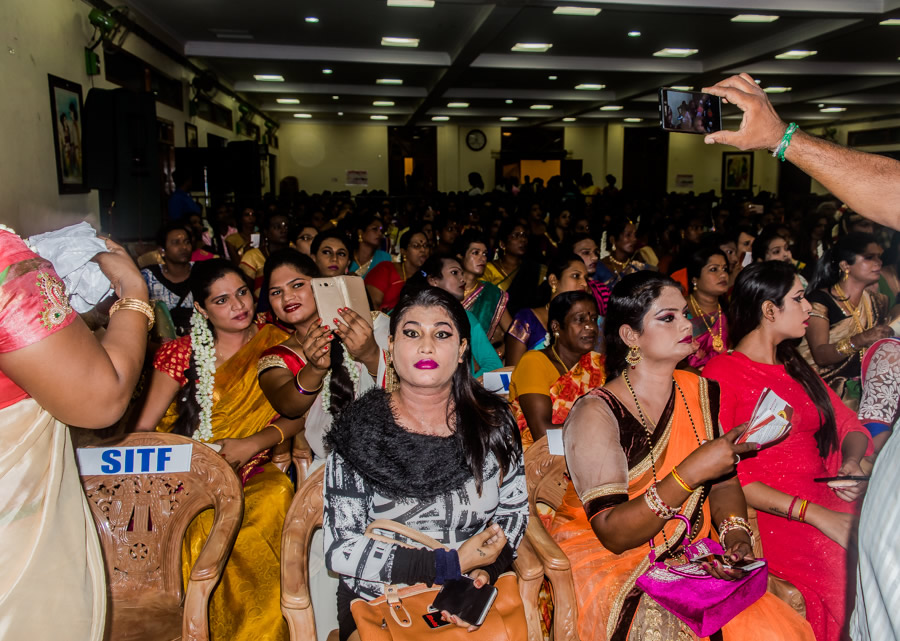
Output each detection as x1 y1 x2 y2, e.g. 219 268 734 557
4 78 900 641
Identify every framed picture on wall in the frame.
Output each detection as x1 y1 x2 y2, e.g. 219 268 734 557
48 74 88 194
721 151 753 193
185 123 199 148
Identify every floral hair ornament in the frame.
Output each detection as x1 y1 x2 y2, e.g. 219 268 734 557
189 308 216 442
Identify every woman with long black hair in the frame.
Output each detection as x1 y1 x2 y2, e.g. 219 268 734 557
704 261 873 641
135 258 301 641
323 287 528 640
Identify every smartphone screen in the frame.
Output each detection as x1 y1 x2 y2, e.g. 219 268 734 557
659 88 722 134
430 576 498 627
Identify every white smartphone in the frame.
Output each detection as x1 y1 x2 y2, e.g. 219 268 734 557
312 276 373 330
724 559 766 572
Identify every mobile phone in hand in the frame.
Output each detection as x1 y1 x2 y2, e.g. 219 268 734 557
430 576 498 627
723 558 766 572
659 88 722 134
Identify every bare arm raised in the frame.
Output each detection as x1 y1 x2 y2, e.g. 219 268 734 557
703 73 900 231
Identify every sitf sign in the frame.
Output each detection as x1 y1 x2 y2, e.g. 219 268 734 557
76 444 193 475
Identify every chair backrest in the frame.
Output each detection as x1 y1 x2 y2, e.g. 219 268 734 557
281 464 326 640
80 432 243 604
523 436 569 516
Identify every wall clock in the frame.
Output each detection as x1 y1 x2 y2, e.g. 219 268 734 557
466 129 487 151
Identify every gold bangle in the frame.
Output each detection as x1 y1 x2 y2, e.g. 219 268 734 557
671 466 695 493
109 298 155 331
834 337 855 357
270 423 285 445
294 369 324 395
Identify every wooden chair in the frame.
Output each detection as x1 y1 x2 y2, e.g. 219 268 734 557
523 436 580 641
747 507 807 618
271 423 314 483
280 465 545 641
81 432 244 641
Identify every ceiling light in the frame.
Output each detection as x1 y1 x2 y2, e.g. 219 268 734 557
277 98 300 104
377 78 403 85
373 100 395 106
502 132 512 137
763 86 792 93
562 117 577 122
332 95 340 100
500 117 519 122
575 83 605 90
653 48 698 57
530 104 553 110
627 30 641 37
505 99 514 104
338 111 344 116
293 113 312 118
600 105 623 111
254 74 284 82
387 0 435 6
548 75 558 80
512 42 553 52
817 103 825 108
447 102 469 108
381 37 420 47
670 85 693 91
624 117 643 122
819 106 846 113
322 68 333 74
775 50 817 59
553 6 601 16
879 18 900 25
432 116 450 121
371 115 389 120
731 14 779 22
305 16 319 23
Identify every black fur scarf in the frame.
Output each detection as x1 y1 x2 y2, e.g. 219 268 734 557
325 388 472 500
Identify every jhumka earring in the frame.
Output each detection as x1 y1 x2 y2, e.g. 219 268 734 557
386 351 397 391
625 345 642 369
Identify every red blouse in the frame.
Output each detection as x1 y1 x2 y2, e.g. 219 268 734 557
364 260 404 312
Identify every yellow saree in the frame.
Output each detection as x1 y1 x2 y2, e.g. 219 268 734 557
157 323 292 641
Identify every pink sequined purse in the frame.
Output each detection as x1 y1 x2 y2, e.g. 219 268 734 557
634 514 768 637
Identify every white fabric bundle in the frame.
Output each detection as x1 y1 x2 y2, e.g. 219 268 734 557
28 222 112 313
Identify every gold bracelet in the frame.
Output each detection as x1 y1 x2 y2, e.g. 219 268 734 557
270 423 285 445
109 298 155 331
835 337 855 357
294 369 324 395
671 466 695 493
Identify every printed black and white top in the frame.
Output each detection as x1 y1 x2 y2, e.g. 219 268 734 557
323 388 528 600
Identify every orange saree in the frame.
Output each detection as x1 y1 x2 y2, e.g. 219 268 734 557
551 371 813 641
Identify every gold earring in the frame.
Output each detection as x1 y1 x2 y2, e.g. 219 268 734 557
554 331 560 339
386 351 397 391
625 345 642 369
842 269 849 281
551 285 557 295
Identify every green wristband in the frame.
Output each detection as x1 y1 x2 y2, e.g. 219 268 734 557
774 122 798 162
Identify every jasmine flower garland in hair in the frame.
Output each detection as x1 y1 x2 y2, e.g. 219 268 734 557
320 358 361 415
190 309 216 442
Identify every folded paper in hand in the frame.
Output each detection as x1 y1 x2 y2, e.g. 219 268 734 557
735 388 792 446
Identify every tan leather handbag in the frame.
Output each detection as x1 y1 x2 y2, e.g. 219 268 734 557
350 519 528 641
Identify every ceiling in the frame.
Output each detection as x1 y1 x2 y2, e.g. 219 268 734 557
129 0 900 129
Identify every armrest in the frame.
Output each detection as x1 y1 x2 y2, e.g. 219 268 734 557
523 517 571 572
189 497 243 582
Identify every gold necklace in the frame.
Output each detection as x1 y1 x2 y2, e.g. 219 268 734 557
689 294 724 353
606 253 633 273
832 283 868 334
550 345 569 371
463 279 479 298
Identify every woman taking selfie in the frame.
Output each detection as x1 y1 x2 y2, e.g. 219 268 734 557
550 271 813 641
704 261 873 641
134 258 300 641
323 287 528 640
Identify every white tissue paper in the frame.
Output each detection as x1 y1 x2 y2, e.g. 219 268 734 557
28 222 113 313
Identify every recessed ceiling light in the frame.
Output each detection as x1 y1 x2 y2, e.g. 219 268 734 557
381 37 420 47
338 111 344 116
277 98 300 104
627 31 641 37
775 50 817 59
553 6 601 16
254 74 284 82
879 18 900 25
293 113 312 118
447 102 470 108
500 117 519 122
562 117 577 122
575 83 606 91
600 105 623 111
530 104 553 110
371 115 389 120
817 103 825 108
653 48 699 57
505 99 514 104
305 16 319 23
332 95 340 100
624 117 643 122
731 14 779 22
670 85 693 91
377 78 403 85
819 106 846 113
512 42 553 52
548 75 558 80
763 86 792 93
322 68 333 74
432 116 450 121
373 100 395 106
387 0 435 6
